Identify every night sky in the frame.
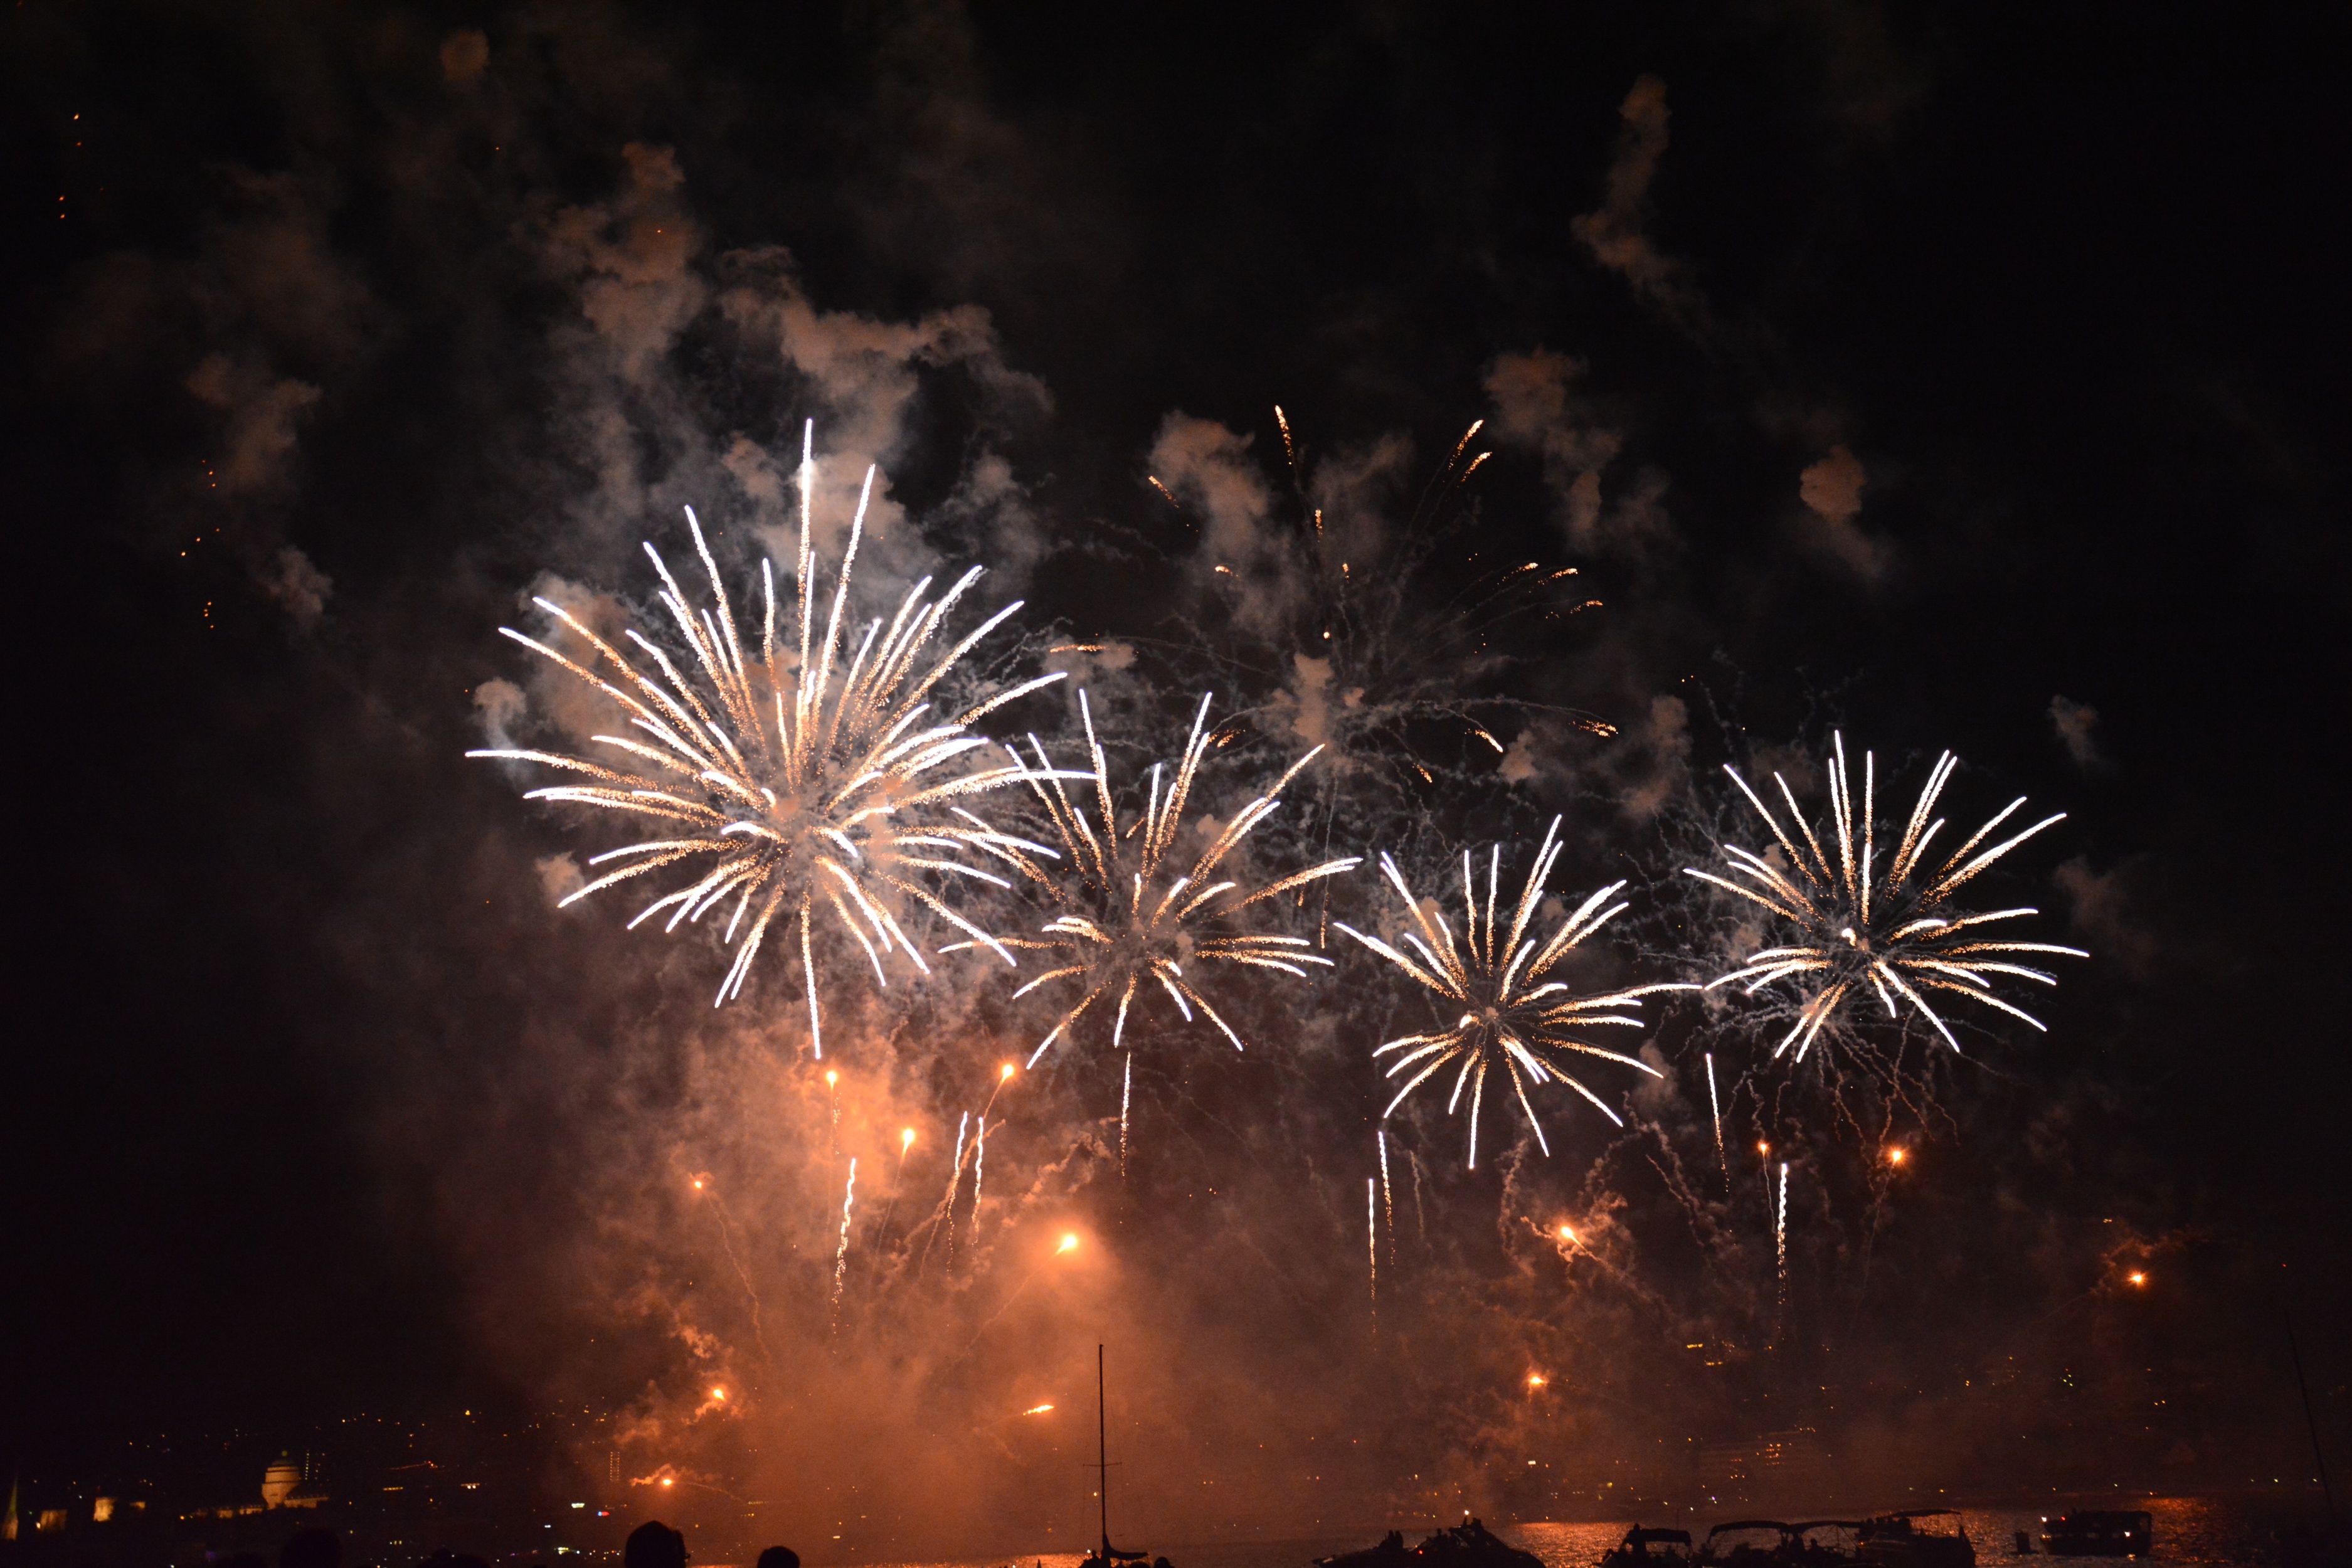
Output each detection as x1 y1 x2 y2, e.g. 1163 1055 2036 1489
4 0 2346 1540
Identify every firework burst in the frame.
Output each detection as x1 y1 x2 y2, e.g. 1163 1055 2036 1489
1685 733 2088 1063
970 691 1359 1065
469 421 1073 1052
1337 817 1683 1168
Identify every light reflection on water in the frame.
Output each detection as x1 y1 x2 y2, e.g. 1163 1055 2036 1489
846 1498 2304 1568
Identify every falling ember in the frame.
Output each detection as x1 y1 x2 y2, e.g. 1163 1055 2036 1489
1557 1224 1576 1244
1687 733 2086 1062
709 1387 726 1402
1705 1052 1727 1189
1526 1373 1546 1389
468 420 1074 1049
943 1112 970 1265
901 1127 916 1156
972 691 1355 1067
1887 1146 1907 1165
1338 817 1686 1167
1000 1062 1017 1081
2127 1271 2147 1286
1367 1177 1378 1310
830 1158 857 1328
1057 1232 1079 1254
1022 1404 1055 1416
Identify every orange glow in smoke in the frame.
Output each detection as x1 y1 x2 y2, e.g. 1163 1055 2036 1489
1557 1224 1576 1242
659 1478 674 1488
710 1387 726 1401
691 1179 704 1190
901 1128 916 1153
1526 1373 1546 1389
825 1069 839 1088
1000 1062 1017 1081
1057 1232 1080 1254
1022 1403 1054 1416
2127 1271 2147 1286
1887 1147 1907 1165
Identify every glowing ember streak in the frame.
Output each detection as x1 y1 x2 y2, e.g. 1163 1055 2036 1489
900 1127 916 1157
1022 1404 1054 1416
469 421 1076 1049
1367 1177 1378 1308
1118 1050 1132 1173
830 1157 857 1327
709 1387 726 1402
1526 1373 1546 1389
1057 1232 1079 1254
1337 817 1685 1167
1377 1130 1395 1263
1686 733 2087 1062
1705 1051 1727 1189
2127 1271 2146 1287
971 691 1356 1066
1774 1161 1789 1291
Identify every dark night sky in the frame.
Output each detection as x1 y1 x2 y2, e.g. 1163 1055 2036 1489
4 0 2347 1510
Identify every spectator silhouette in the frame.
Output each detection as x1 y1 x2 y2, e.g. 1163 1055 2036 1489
756 1548 799 1568
280 1528 341 1568
625 1521 689 1568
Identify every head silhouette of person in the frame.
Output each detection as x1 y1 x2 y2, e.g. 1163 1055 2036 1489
625 1522 688 1568
756 1548 799 1568
280 1528 341 1568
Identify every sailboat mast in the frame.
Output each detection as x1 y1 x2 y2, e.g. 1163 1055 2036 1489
1098 1342 1110 1555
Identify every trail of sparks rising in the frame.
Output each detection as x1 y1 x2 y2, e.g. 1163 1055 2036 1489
1774 1160 1789 1325
830 1157 857 1330
1367 1177 1378 1311
1338 817 1688 1168
1705 1052 1727 1190
973 691 1357 1066
469 420 1074 1050
1377 1130 1396 1264
1686 733 2088 1062
1118 1051 1132 1174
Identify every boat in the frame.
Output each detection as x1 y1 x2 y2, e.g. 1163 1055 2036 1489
2037 1510 2151 1557
1599 1525 1696 1564
1313 1518 1544 1568
1855 1511 1974 1567
1076 1345 1160 1568
1696 1520 1799 1564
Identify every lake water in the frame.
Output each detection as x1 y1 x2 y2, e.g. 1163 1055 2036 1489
842 1496 2311 1568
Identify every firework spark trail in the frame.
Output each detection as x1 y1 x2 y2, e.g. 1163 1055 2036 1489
972 1115 987 1227
1377 1130 1396 1264
470 420 1083 1049
1774 1160 1790 1334
1119 1051 1132 1174
830 1157 857 1331
1686 733 2088 1062
1705 1052 1727 1190
963 690 1356 1069
1337 816 1689 1167
938 1111 970 1268
1367 1177 1378 1312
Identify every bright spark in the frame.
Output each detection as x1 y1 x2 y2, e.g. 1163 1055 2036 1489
470 420 1076 1051
1057 1232 1080 1254
1687 733 2087 1062
1337 816 1685 1168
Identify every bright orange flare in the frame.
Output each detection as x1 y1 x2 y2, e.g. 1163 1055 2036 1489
659 1478 674 1488
1001 1062 1017 1081
1757 1140 1771 1156
710 1387 726 1401
901 1128 916 1152
1022 1403 1054 1416
2127 1271 2146 1286
1557 1224 1576 1242
1526 1373 1546 1388
1057 1232 1080 1254
1887 1147 1907 1165
691 1179 704 1190
825 1069 839 1088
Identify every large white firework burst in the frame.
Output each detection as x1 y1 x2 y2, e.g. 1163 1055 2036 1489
1337 818 1682 1168
470 422 1072 1052
1685 733 2088 1063
969 691 1359 1066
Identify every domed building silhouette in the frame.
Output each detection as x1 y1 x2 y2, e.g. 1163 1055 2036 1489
261 1454 327 1510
